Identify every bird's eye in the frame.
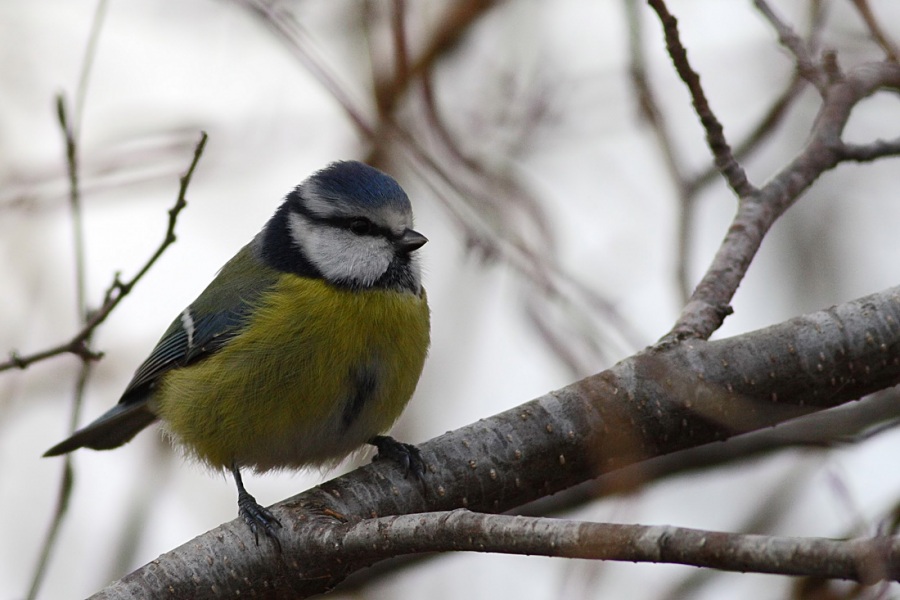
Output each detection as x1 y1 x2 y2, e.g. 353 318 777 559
349 218 373 235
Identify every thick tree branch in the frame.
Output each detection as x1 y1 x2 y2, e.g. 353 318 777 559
94 512 900 599
92 284 900 598
39 5 900 599
517 388 900 516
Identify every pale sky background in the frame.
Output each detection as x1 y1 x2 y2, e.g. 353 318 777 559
2 1 900 599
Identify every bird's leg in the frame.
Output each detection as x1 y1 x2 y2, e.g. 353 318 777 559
369 435 425 481
231 462 282 551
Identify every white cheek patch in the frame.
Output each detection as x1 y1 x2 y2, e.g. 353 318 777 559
288 212 393 286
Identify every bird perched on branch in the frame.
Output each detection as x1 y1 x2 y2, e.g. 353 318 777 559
45 160 431 545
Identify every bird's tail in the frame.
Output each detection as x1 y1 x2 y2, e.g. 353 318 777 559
44 402 158 456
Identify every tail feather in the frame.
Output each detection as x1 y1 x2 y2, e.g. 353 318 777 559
44 402 158 456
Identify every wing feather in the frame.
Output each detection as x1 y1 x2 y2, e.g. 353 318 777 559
119 243 280 403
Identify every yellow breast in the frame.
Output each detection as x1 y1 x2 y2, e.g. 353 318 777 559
155 276 430 472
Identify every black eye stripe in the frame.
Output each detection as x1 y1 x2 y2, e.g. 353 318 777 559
290 202 395 238
323 216 391 237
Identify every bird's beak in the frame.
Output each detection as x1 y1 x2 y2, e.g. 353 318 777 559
396 228 428 253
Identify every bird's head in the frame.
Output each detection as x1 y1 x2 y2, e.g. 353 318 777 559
259 161 426 293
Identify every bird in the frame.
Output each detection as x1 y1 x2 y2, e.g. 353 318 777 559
44 160 431 546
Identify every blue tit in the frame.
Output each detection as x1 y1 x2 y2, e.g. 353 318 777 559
45 160 430 544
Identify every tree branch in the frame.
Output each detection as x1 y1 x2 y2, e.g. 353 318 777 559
849 0 900 64
344 511 900 582
34 4 900 598
0 131 207 373
91 284 900 597
662 60 900 343
516 387 900 516
646 0 756 199
753 0 829 91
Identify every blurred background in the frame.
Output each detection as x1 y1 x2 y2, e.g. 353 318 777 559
2 1 900 598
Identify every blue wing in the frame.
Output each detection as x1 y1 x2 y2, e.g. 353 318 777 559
43 243 281 455
119 243 280 403
44 302 263 454
120 308 251 399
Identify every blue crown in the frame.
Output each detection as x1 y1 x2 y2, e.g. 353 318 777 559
311 161 409 210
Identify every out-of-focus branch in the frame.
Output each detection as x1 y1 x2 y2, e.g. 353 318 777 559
754 0 831 91
237 0 642 367
373 0 500 117
25 96 88 600
626 0 685 185
849 0 899 64
0 128 206 215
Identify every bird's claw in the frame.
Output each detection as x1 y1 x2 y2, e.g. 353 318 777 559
237 489 283 552
370 435 426 482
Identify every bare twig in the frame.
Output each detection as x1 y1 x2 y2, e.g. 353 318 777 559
631 0 823 305
646 0 757 199
660 1 900 342
0 132 207 373
661 59 900 343
686 73 809 195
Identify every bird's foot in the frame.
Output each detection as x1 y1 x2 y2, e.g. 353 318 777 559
369 435 426 482
237 488 283 552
